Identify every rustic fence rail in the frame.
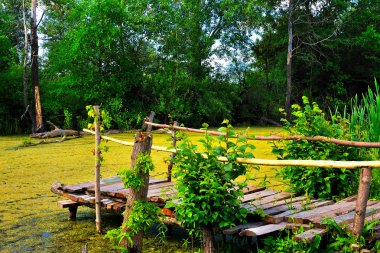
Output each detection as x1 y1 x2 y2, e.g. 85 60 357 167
83 119 380 237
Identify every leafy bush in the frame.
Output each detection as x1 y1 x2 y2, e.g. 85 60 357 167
274 97 361 200
167 121 256 249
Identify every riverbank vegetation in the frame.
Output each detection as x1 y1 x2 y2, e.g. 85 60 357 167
0 0 379 134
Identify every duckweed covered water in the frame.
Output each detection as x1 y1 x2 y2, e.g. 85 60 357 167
0 127 281 252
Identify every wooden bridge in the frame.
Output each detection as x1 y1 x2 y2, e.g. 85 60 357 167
50 110 380 250
51 176 380 244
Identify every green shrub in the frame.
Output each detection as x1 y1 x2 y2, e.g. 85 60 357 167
167 121 256 249
274 97 361 200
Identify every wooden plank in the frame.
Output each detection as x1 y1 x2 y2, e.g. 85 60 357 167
223 222 267 235
262 199 321 217
320 202 380 226
286 200 359 224
242 189 278 203
303 205 359 224
285 223 312 231
290 200 377 225
62 181 95 193
266 200 333 223
239 222 288 236
57 200 81 208
242 185 266 194
294 228 327 243
347 211 380 231
243 192 294 210
148 187 176 198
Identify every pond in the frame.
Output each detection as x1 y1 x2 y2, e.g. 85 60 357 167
0 127 282 252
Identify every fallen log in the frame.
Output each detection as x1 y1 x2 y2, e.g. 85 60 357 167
30 121 86 138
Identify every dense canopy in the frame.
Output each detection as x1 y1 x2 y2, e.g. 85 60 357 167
0 0 379 134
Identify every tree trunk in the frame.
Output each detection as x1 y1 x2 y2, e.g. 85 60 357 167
30 0 43 132
121 131 153 252
202 227 215 253
22 0 36 132
167 121 178 182
93 106 102 234
352 167 372 236
285 0 293 121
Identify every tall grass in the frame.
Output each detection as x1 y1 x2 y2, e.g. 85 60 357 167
349 79 380 144
346 79 380 199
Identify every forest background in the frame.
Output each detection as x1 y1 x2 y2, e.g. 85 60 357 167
0 0 379 134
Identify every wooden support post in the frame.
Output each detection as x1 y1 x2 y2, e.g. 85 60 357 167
93 106 102 234
167 121 178 182
352 167 372 236
147 111 155 131
69 205 78 221
121 113 154 252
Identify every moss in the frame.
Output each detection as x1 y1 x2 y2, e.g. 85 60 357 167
0 127 280 252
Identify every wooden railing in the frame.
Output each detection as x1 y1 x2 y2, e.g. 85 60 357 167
84 116 380 237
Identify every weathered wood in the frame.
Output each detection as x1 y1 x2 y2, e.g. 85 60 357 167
242 185 267 194
121 131 153 252
223 222 267 235
347 211 380 231
203 227 215 253
57 199 80 208
246 192 294 207
242 189 278 203
93 106 102 234
167 121 178 182
286 200 360 224
294 228 327 243
144 122 380 148
285 223 312 231
265 200 333 223
353 167 373 236
239 222 288 237
69 205 78 221
243 196 307 212
83 129 380 168
303 201 378 225
325 202 380 226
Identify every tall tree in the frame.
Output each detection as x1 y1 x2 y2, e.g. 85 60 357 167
22 0 36 131
30 0 43 132
285 0 293 120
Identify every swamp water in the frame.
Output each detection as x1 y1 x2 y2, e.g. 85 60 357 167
0 127 281 252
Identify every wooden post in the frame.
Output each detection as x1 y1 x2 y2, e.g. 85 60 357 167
93 106 102 234
352 167 372 236
147 111 155 131
121 113 154 252
167 121 178 182
121 132 153 252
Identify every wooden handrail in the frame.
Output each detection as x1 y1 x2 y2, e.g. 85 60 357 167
83 129 380 169
144 122 380 148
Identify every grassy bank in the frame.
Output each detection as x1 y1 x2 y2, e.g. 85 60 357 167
0 127 281 252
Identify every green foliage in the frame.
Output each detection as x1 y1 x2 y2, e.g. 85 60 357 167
346 80 380 199
21 137 32 146
125 201 161 236
106 152 163 252
258 226 321 253
86 105 111 131
167 120 255 236
348 80 380 145
274 97 360 200
258 218 380 252
118 153 154 191
324 218 380 252
63 109 73 129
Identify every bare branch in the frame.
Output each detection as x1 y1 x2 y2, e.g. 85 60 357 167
37 11 45 27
